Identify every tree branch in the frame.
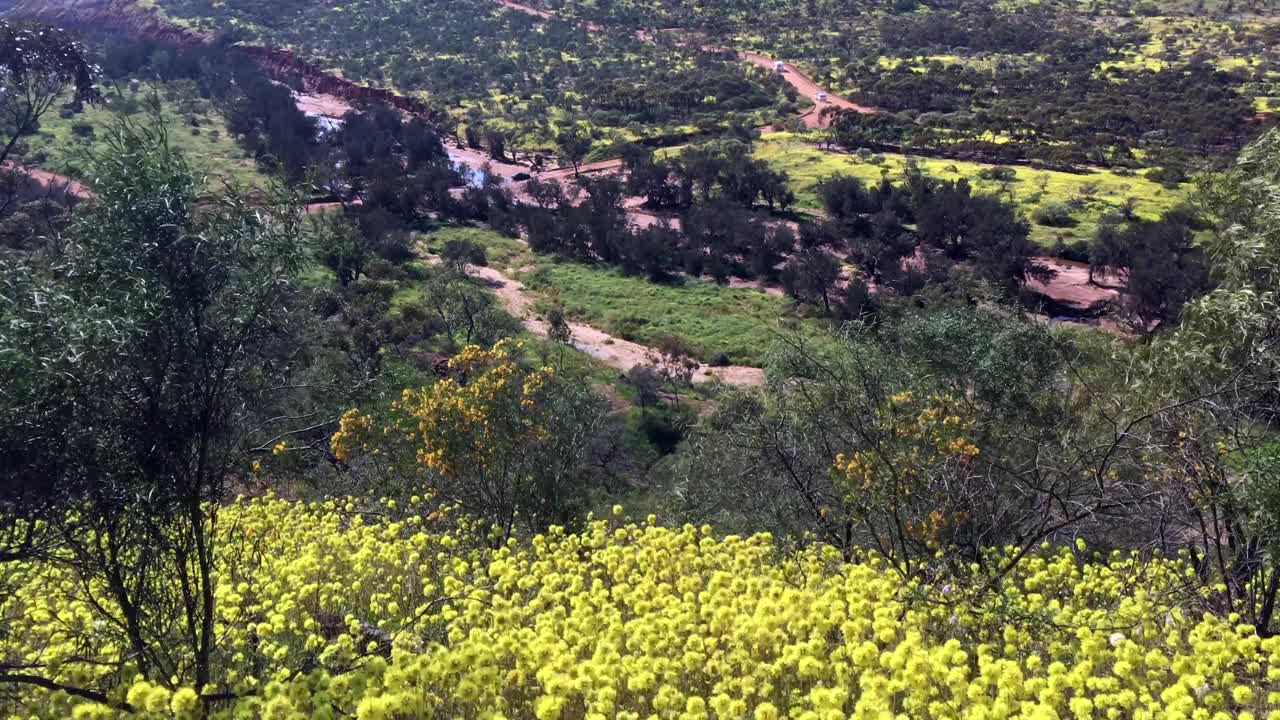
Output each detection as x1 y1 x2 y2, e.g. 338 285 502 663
0 673 132 711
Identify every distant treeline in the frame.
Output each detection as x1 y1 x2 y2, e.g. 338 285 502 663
99 38 324 181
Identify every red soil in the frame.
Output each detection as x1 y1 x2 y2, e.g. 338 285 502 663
1028 258 1123 311
2 163 94 199
13 0 442 121
293 92 354 119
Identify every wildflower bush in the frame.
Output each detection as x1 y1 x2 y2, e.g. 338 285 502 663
329 340 611 536
4 495 1280 719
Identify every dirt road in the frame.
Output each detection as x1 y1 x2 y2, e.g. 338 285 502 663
536 158 626 181
495 0 605 31
492 0 878 128
495 0 557 20
738 52 877 127
465 263 765 386
446 145 535 179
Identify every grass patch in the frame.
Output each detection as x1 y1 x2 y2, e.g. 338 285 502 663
420 224 830 370
21 85 266 190
756 135 1187 247
418 225 530 271
522 261 831 367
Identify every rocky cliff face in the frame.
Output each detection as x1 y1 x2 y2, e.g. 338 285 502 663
7 0 205 46
6 0 440 120
237 46 439 119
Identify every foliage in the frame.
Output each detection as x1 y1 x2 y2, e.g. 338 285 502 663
521 139 801 309
98 38 322 181
524 262 833 366
827 55 1260 167
0 116 348 694
4 9 1280 720
814 171 1045 297
331 339 612 536
15 84 265 191
780 248 841 312
555 126 593 175
144 0 792 150
315 214 374 287
831 390 981 550
1089 212 1212 333
1181 124 1280 378
3 497 1280 718
1127 125 1280 632
1033 201 1079 228
0 19 98 168
755 137 1186 247
663 307 1106 567
418 268 522 351
627 140 794 212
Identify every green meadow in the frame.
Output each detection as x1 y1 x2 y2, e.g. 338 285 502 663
22 85 265 190
755 135 1188 247
420 225 834 367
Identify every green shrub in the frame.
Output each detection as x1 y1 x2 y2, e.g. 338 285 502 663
1034 201 1079 228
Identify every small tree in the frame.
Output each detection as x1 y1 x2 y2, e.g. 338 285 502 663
485 128 507 162
0 21 96 216
331 340 610 538
781 248 841 312
464 123 483 150
666 306 1140 576
646 334 700 405
556 126 593 177
525 177 567 211
440 237 488 274
547 305 573 345
422 267 519 351
0 21 97 169
627 365 663 409
0 117 335 700
315 213 372 287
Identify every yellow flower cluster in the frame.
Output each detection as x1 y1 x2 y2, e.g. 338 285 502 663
387 340 557 477
833 393 979 496
331 408 377 462
331 341 559 477
3 498 1279 720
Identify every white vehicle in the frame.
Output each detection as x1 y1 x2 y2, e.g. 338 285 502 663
815 91 829 103
774 60 786 72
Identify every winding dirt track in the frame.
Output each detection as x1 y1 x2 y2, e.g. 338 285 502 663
736 52 877 127
495 0 605 31
493 0 877 128
10 0 1121 377
465 263 766 386
3 158 763 383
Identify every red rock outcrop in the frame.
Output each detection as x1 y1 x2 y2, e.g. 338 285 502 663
8 0 439 120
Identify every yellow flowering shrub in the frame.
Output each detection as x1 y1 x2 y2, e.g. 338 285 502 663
830 391 985 557
3 496 1279 720
385 340 557 478
330 339 601 534
834 391 979 495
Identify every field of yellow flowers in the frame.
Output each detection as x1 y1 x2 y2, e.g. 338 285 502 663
3 495 1279 719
